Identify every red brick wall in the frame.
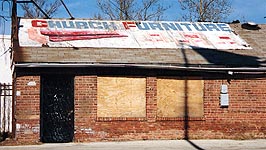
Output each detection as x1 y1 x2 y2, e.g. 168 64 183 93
74 76 97 142
146 77 157 122
74 77 266 141
15 76 40 142
14 75 266 143
202 79 266 139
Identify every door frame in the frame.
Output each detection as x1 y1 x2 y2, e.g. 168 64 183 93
40 74 74 143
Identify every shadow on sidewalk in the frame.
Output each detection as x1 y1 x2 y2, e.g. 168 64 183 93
186 139 205 150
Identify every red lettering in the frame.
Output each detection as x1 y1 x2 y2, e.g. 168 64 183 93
219 36 230 39
31 20 48 27
185 34 199 38
122 21 136 30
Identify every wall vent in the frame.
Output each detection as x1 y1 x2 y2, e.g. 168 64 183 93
241 22 261 30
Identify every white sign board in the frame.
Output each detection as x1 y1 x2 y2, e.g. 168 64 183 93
19 19 251 49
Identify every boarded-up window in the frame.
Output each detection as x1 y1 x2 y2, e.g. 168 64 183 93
157 79 204 118
97 77 146 118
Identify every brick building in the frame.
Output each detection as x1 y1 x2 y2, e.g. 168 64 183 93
12 19 266 143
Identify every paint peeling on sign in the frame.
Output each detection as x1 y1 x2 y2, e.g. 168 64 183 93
18 19 251 50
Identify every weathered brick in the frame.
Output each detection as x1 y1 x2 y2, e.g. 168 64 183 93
14 75 266 143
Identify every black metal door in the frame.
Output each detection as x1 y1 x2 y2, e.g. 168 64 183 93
41 75 74 143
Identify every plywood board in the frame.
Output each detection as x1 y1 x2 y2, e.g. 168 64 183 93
157 79 204 118
97 77 146 118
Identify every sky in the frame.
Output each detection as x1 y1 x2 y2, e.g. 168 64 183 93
0 0 266 35
56 0 266 23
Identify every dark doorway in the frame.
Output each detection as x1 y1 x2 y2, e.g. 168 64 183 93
40 75 74 143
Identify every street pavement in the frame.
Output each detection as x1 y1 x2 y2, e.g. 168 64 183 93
1 139 266 150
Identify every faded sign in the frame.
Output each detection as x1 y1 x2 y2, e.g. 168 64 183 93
19 19 251 49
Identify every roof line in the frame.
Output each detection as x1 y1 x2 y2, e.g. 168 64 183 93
14 63 266 73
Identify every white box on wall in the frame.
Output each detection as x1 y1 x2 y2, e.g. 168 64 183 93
221 84 228 94
220 94 229 107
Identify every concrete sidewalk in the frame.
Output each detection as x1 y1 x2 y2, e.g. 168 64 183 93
1 139 266 150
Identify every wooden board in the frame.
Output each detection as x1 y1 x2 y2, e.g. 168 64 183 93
97 77 146 118
157 79 204 118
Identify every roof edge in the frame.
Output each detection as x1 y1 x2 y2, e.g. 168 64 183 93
14 63 266 73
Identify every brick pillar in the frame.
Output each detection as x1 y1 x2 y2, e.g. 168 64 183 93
74 76 97 142
146 77 157 122
15 76 40 142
